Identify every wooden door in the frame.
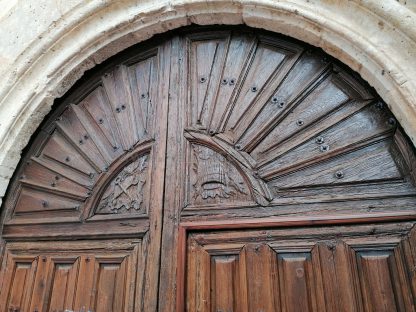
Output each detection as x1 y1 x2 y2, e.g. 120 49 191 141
1 27 416 312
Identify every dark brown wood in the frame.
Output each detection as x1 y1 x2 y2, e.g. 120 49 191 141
1 26 416 311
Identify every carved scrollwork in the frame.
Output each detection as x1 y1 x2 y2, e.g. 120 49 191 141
96 155 148 214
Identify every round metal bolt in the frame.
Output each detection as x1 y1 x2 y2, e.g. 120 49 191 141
98 118 104 124
121 105 126 110
335 170 344 179
141 93 146 98
209 129 215 136
235 144 242 150
315 136 325 144
89 172 95 179
116 107 121 113
221 78 228 85
79 139 83 145
251 86 258 92
278 102 285 108
296 120 304 126
388 117 396 126
229 78 236 86
65 156 70 162
320 144 330 152
271 97 278 104
113 146 118 151
199 77 206 83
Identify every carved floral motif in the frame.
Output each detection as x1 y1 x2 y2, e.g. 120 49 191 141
192 145 248 201
96 155 148 214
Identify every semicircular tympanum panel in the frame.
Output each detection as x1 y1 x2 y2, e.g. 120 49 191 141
1 27 416 311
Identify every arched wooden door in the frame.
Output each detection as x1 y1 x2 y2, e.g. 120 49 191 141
1 27 416 312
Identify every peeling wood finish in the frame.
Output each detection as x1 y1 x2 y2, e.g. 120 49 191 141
1 27 416 311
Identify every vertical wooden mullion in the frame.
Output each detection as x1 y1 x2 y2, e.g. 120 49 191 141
158 34 187 312
141 38 172 311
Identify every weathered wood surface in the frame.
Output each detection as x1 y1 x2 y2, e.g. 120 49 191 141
1 26 416 311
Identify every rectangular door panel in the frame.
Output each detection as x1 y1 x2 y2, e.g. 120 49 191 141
0 239 144 312
186 223 416 312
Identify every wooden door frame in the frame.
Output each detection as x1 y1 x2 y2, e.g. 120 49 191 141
176 211 416 311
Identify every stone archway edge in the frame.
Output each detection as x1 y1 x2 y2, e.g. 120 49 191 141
0 0 415 203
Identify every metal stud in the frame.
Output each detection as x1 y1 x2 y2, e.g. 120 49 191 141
65 156 70 162
113 146 118 151
116 107 121 113
79 139 83 145
229 78 236 86
388 117 396 126
315 136 325 144
235 144 242 150
89 172 95 179
221 78 228 85
320 144 330 152
41 200 48 208
335 170 344 179
209 129 215 136
121 105 126 110
141 93 147 98
271 97 278 104
98 118 104 124
83 134 89 140
251 86 258 92
199 76 207 83
296 120 304 126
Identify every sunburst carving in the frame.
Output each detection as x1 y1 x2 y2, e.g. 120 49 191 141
186 31 416 206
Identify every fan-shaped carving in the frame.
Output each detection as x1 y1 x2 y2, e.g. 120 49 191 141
6 51 158 223
4 28 416 226
185 31 416 207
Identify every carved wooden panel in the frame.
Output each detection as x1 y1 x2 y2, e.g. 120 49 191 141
5 51 159 225
186 223 416 312
0 239 144 312
96 153 149 215
181 30 416 215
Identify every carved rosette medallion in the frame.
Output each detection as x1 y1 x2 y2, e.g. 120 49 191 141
96 155 149 214
191 145 250 204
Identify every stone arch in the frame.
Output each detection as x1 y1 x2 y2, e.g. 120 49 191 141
0 0 415 206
